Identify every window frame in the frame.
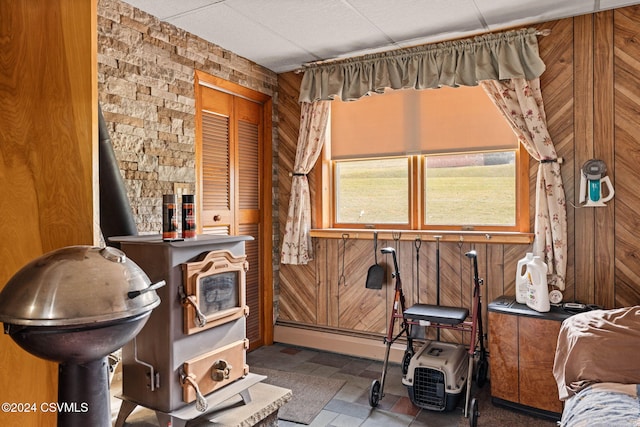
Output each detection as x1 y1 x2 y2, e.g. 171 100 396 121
418 146 530 232
331 156 416 230
317 136 530 234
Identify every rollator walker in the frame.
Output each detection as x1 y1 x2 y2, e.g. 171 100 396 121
369 247 488 427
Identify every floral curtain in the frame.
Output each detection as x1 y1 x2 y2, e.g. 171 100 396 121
281 101 331 264
480 78 567 290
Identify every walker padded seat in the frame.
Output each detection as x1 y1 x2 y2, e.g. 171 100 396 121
403 304 469 325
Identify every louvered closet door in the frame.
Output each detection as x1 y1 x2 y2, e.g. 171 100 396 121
197 82 266 348
236 98 263 348
237 98 261 230
200 89 234 236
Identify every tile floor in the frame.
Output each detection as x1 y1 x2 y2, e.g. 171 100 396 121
112 342 557 427
246 343 473 427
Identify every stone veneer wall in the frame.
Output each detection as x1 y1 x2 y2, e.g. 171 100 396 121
97 0 281 319
97 0 278 234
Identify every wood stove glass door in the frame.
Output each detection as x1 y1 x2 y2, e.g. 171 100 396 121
198 271 239 316
183 250 248 335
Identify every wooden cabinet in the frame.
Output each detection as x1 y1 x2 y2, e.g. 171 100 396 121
488 297 572 419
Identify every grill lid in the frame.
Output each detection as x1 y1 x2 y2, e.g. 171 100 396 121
0 245 163 327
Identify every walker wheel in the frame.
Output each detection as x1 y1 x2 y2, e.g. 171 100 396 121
475 357 488 388
469 397 479 427
369 379 381 407
469 397 480 427
401 350 413 376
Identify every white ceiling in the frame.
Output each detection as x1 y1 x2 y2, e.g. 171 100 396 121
124 0 640 73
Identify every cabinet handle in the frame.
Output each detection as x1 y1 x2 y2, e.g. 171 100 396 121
213 215 221 221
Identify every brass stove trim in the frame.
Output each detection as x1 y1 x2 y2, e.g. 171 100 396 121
182 250 249 335
181 339 250 404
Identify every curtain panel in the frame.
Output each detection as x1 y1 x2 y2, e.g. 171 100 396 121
299 28 545 102
481 78 568 290
281 101 331 265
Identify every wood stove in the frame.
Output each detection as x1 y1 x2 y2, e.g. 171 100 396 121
111 234 262 427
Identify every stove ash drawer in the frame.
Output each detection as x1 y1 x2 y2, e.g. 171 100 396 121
181 339 249 403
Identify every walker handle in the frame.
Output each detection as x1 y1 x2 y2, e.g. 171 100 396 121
380 247 399 279
465 250 481 293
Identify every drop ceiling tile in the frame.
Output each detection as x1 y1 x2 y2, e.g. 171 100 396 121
167 3 312 71
474 0 595 28
124 0 221 20
224 0 391 59
349 0 487 41
600 0 640 9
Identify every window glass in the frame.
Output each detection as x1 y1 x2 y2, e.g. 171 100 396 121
328 85 526 231
424 152 516 226
335 158 409 225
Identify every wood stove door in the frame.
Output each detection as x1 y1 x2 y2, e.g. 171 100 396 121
182 250 249 335
181 339 249 403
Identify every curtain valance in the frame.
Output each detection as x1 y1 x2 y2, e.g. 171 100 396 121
299 28 545 102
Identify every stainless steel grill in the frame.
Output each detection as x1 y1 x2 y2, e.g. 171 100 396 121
0 245 163 427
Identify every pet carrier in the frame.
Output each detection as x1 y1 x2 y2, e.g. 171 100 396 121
402 341 468 411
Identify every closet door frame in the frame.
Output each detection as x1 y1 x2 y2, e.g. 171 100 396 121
194 71 273 348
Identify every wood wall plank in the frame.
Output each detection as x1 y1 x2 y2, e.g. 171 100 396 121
594 10 616 307
0 1 97 425
614 5 640 307
276 6 640 354
573 14 596 304
279 263 318 323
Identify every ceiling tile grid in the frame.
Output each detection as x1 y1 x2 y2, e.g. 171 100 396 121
123 0 640 72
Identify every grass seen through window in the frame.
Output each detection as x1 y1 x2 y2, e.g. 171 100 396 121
335 158 409 224
335 153 516 227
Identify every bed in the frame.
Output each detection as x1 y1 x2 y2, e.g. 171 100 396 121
552 305 640 426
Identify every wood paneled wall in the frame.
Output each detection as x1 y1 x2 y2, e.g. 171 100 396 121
277 6 640 347
613 6 640 307
0 1 97 425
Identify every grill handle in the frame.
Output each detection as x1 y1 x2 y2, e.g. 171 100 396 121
127 280 166 299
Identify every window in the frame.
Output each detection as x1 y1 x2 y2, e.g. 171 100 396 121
326 85 529 232
334 157 409 224
423 151 517 227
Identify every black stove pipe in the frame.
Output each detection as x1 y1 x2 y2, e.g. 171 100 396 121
99 104 138 245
